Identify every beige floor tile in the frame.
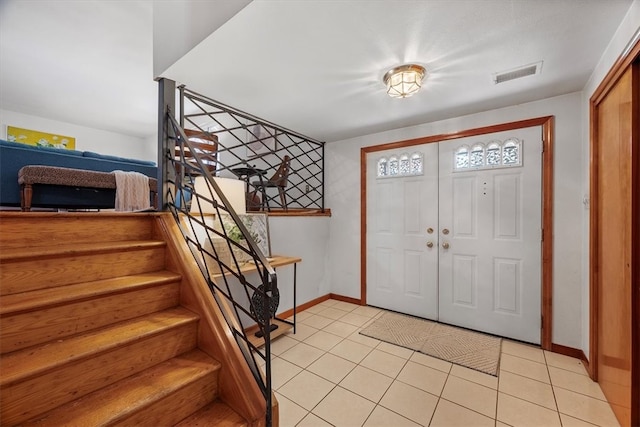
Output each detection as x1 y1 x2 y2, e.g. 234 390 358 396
397 360 448 396
339 365 394 403
332 301 360 312
271 357 303 390
360 348 407 378
430 399 495 427
544 350 588 375
376 341 414 359
379 381 439 426
329 338 374 363
270 335 300 355
559 413 601 427
449 364 497 389
322 320 359 338
347 330 381 348
296 413 333 427
280 342 325 368
338 312 372 327
295 311 315 322
410 352 452 374
301 314 335 329
313 386 376 427
307 352 357 384
554 387 620 427
315 306 347 320
498 370 556 410
496 422 511 427
363 405 421 427
352 305 383 318
303 330 344 352
501 340 546 364
500 353 550 383
286 323 319 342
277 370 335 411
304 304 326 314
497 392 562 427
548 366 606 400
441 375 497 418
317 299 340 308
275 392 309 427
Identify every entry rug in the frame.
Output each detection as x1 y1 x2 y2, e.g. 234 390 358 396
360 311 502 376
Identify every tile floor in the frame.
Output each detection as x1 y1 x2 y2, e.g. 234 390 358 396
263 299 621 427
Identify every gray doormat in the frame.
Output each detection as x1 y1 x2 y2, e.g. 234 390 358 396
360 311 502 376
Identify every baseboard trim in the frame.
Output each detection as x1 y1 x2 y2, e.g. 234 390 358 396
329 293 362 305
244 293 362 335
551 343 589 371
277 294 331 319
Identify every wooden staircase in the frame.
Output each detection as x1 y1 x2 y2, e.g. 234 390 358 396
0 212 267 426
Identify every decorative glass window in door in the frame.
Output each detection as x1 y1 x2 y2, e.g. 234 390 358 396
455 146 470 169
410 152 423 175
388 156 399 176
377 151 424 178
377 158 388 176
454 138 522 171
470 144 484 168
502 138 521 165
486 141 501 166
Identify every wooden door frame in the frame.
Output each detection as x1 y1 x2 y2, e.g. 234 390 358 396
589 35 639 424
360 116 554 350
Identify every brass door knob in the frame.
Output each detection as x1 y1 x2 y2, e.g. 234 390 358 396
427 227 434 234
442 242 450 249
427 241 434 248
442 228 450 235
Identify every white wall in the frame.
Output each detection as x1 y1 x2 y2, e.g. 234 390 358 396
326 92 584 349
579 0 640 358
0 109 156 162
268 216 331 313
153 0 252 77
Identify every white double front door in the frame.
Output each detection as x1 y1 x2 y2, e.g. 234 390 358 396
366 127 542 344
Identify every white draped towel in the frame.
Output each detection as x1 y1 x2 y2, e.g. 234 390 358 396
113 170 150 212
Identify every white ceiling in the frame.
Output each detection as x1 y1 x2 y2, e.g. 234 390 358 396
0 0 634 143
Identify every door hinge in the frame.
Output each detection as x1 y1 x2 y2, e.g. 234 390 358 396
541 228 544 241
541 315 544 327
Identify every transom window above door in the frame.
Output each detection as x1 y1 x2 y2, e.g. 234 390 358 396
377 152 424 178
454 138 522 171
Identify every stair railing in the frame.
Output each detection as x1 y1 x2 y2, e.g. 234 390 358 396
164 110 276 426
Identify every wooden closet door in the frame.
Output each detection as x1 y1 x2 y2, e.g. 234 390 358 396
593 66 634 427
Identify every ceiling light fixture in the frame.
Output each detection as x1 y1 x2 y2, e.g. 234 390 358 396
383 64 426 98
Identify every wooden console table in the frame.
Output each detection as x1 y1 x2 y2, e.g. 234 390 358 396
213 255 301 348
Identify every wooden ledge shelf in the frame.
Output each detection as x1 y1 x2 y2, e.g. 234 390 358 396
211 255 301 279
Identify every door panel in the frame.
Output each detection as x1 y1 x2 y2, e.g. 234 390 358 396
438 127 542 343
366 144 439 319
595 67 633 426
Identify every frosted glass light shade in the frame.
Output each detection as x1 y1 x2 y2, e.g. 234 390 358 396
383 64 426 98
190 176 246 215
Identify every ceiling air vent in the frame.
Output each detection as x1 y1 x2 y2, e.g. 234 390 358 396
493 61 542 84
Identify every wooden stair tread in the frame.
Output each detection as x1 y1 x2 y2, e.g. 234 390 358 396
22 349 221 427
0 240 166 262
0 270 182 315
1 307 199 386
175 400 248 426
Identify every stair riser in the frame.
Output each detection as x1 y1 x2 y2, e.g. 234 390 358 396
114 371 219 426
0 215 155 250
0 247 166 295
1 322 198 426
1 282 181 354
